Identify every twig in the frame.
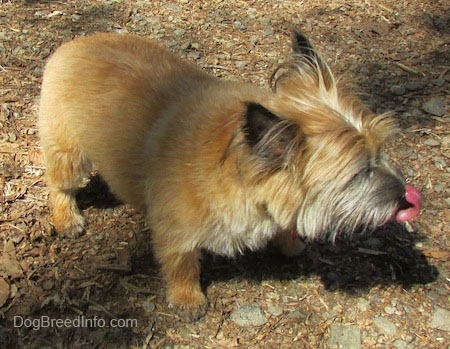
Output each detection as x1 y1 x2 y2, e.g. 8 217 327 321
206 65 233 71
357 247 387 255
394 62 422 75
96 264 131 273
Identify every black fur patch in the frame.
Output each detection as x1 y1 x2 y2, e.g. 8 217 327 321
243 102 299 164
244 103 282 147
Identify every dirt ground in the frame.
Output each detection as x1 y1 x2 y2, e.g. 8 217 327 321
0 0 449 348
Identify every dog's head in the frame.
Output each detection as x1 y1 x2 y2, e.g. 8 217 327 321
232 32 421 240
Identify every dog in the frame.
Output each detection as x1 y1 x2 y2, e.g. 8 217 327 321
38 31 422 321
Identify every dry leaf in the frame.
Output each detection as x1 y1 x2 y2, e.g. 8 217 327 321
28 147 44 166
0 278 10 307
0 254 23 279
3 240 16 254
422 250 450 260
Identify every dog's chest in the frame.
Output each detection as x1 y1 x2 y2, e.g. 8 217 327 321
200 209 278 257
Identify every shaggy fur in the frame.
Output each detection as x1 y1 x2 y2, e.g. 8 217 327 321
39 31 420 321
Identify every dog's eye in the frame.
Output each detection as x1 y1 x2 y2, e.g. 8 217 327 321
347 165 370 186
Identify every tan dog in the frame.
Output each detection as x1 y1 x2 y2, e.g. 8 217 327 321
39 32 421 321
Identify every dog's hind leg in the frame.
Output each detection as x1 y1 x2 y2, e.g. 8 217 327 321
42 139 91 237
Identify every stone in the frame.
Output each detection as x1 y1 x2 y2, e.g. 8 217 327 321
384 306 395 315
429 308 450 331
405 81 424 91
42 280 54 291
393 339 410 349
391 85 406 96
373 317 397 337
267 306 283 316
329 324 361 349
142 300 156 314
357 298 370 312
173 28 186 37
230 303 267 327
0 278 9 307
424 138 440 147
422 97 445 116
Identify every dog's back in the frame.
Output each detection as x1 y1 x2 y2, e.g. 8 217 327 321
39 33 220 208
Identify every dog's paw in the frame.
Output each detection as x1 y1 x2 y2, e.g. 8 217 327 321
167 289 208 322
53 213 86 238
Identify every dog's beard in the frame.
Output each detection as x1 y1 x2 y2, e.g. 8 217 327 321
295 168 405 241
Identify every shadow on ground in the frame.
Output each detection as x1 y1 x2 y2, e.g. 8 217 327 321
81 176 438 296
199 223 438 294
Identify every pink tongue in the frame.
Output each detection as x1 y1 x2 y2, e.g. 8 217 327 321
396 185 422 222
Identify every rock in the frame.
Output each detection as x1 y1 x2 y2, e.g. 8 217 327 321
187 51 200 60
433 156 446 170
442 135 450 147
391 85 406 96
393 339 410 349
0 253 23 279
180 42 191 50
433 78 446 87
173 28 186 37
373 317 397 337
286 310 307 321
250 35 259 45
405 81 425 91
434 183 444 193
142 300 156 314
47 10 63 19
357 298 370 312
233 21 246 31
424 138 440 147
422 97 445 116
263 28 274 37
267 306 283 316
230 303 267 327
234 61 249 69
0 278 10 307
329 324 361 349
8 132 17 142
42 280 54 291
429 308 450 331
384 306 395 315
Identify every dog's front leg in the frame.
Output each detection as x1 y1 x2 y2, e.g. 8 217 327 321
156 247 208 322
271 230 306 258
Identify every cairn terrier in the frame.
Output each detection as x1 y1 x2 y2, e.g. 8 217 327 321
39 31 421 321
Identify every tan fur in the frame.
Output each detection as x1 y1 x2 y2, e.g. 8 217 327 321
39 32 410 321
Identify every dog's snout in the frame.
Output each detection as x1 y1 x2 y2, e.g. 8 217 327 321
398 194 414 211
395 185 421 222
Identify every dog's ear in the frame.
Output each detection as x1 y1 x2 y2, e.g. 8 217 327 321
243 102 300 166
291 31 333 90
292 31 317 59
292 31 328 68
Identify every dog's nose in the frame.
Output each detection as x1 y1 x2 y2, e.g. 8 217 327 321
396 185 422 222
